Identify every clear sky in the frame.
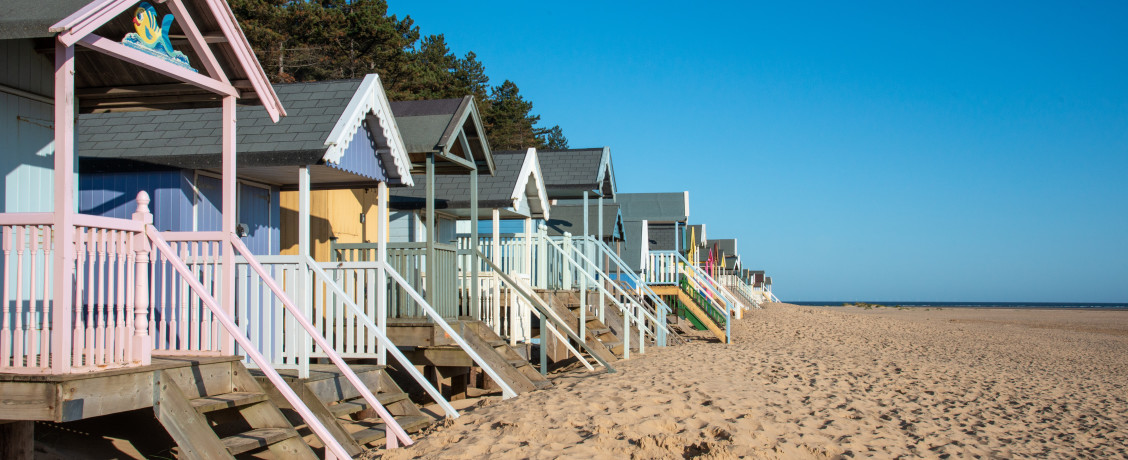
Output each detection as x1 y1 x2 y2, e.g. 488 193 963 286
389 1 1128 303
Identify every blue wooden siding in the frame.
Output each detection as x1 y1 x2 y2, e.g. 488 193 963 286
1 39 62 213
79 170 194 232
327 120 388 181
79 171 279 255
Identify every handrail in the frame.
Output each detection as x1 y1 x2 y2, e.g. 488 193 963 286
302 256 460 418
576 236 675 344
380 262 522 397
659 250 736 317
472 249 616 373
227 237 413 450
144 227 393 458
541 236 658 354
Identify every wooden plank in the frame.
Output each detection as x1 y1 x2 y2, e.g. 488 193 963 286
327 392 409 418
352 415 432 445
677 291 728 343
58 370 156 421
0 382 55 421
302 368 384 406
153 371 234 460
190 391 268 414
159 361 233 399
222 427 299 456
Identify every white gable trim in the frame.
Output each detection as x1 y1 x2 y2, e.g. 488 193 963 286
323 73 414 186
511 147 551 220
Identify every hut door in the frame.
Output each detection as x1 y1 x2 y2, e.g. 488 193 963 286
192 174 273 255
194 174 222 231
238 182 272 255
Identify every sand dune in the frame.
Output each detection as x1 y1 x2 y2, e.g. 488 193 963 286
373 303 1128 459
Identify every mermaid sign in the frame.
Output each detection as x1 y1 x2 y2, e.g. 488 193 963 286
121 2 196 71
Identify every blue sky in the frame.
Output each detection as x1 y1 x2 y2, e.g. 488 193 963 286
389 1 1128 302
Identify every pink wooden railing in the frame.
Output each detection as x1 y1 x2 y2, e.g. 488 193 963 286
1 210 152 373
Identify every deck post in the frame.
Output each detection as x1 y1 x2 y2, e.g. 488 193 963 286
582 192 590 322
131 192 153 365
221 95 236 354
491 209 500 335
469 168 479 319
51 41 75 373
425 153 435 307
297 165 311 377
523 217 532 343
598 194 605 323
377 180 388 365
0 421 34 460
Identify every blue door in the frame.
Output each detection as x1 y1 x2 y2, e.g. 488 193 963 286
193 174 272 255
238 182 272 255
195 174 222 231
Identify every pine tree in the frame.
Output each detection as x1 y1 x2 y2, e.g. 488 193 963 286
539 125 569 149
485 80 541 150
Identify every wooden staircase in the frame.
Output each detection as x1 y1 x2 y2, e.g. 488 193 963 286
464 321 553 391
651 282 729 343
154 357 318 459
251 364 431 457
609 279 689 347
539 290 620 364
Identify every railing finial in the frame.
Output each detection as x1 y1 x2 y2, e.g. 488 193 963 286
133 191 153 224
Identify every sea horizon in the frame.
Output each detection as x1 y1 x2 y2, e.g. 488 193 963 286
790 301 1128 310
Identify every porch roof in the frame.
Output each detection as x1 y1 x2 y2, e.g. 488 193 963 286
536 147 615 199
619 192 690 223
391 96 494 176
3 0 284 118
388 148 547 219
544 203 623 240
77 75 413 188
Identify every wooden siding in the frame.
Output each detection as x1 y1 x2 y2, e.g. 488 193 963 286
79 171 279 254
280 188 384 262
1 39 59 213
79 170 194 232
327 120 388 181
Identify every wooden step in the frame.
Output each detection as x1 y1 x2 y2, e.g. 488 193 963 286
222 427 301 456
590 327 612 336
327 392 411 418
351 415 433 444
507 359 527 368
190 391 270 414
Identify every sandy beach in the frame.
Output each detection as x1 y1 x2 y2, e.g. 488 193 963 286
375 303 1128 459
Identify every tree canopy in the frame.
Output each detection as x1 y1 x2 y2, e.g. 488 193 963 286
230 0 568 150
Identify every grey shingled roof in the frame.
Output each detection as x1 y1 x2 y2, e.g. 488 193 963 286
0 0 91 39
544 203 622 240
388 150 530 211
618 192 688 223
711 238 737 256
535 148 613 199
78 80 363 168
389 99 463 153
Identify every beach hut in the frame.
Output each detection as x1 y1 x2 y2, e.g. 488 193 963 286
0 0 423 457
618 192 738 342
282 99 602 400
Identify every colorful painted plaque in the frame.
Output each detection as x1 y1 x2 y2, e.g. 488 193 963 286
121 2 196 71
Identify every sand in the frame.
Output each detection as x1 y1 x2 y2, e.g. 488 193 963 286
373 303 1128 459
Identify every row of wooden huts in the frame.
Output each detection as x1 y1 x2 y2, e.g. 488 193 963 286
0 0 774 457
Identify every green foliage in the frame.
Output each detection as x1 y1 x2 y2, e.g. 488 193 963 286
229 0 566 150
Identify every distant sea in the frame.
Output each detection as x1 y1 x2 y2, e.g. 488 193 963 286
791 301 1128 310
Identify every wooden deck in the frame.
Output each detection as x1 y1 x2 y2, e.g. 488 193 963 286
0 355 239 423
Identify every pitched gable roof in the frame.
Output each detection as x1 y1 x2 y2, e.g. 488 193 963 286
388 148 548 218
618 192 690 223
78 75 412 186
391 96 494 175
535 147 615 199
544 203 623 240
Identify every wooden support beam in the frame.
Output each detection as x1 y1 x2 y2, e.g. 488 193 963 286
52 41 75 373
0 421 34 460
470 169 479 318
165 0 229 83
425 153 435 306
76 34 238 98
221 96 236 354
